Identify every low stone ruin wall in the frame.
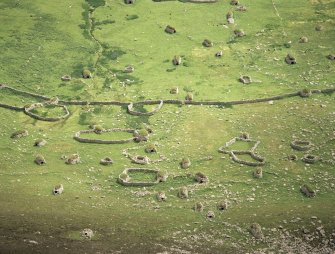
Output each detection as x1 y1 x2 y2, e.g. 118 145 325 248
73 128 136 144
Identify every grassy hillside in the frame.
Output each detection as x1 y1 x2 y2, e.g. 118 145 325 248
0 0 334 253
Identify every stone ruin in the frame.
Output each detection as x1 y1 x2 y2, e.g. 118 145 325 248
249 223 263 239
285 54 296 65
34 139 47 147
82 228 94 239
218 134 265 166
74 127 136 144
206 211 215 219
123 65 135 73
35 155 46 165
145 144 157 153
53 184 64 195
133 129 150 142
173 55 182 66
315 24 323 31
300 184 315 198
24 102 70 122
180 157 191 169
65 154 81 165
61 75 71 81
217 200 228 211
82 69 92 79
193 202 204 212
230 0 239 5
236 5 247 11
253 167 263 179
194 172 208 183
287 154 298 161
11 130 28 139
327 54 335 60
131 155 150 165
202 39 213 47
290 140 312 151
185 93 193 101
170 87 179 94
299 89 312 98
302 154 318 164
215 51 223 57
165 25 176 34
239 75 252 84
100 157 113 165
234 29 245 37
226 11 234 24
299 36 308 43
117 168 166 187
178 186 189 199
157 191 167 202
128 101 164 116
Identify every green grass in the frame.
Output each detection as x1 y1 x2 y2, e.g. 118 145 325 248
0 0 335 253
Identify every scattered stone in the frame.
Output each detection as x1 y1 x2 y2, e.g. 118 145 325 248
253 167 263 178
299 36 308 43
180 157 191 169
290 140 312 151
194 172 208 183
302 154 318 164
299 88 312 98
145 144 157 153
239 75 252 84
61 75 71 81
66 154 80 164
202 39 213 47
185 92 193 101
178 186 189 199
100 157 113 165
206 211 215 219
315 24 323 31
157 191 167 202
234 29 245 37
250 223 263 239
194 202 204 212
53 184 64 195
217 200 228 211
170 87 179 94
34 139 47 147
300 184 316 198
215 51 223 57
173 55 182 66
123 65 135 73
11 130 28 139
165 25 176 34
285 54 296 65
35 155 46 165
230 0 239 5
82 69 92 79
82 229 94 239
327 54 335 60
